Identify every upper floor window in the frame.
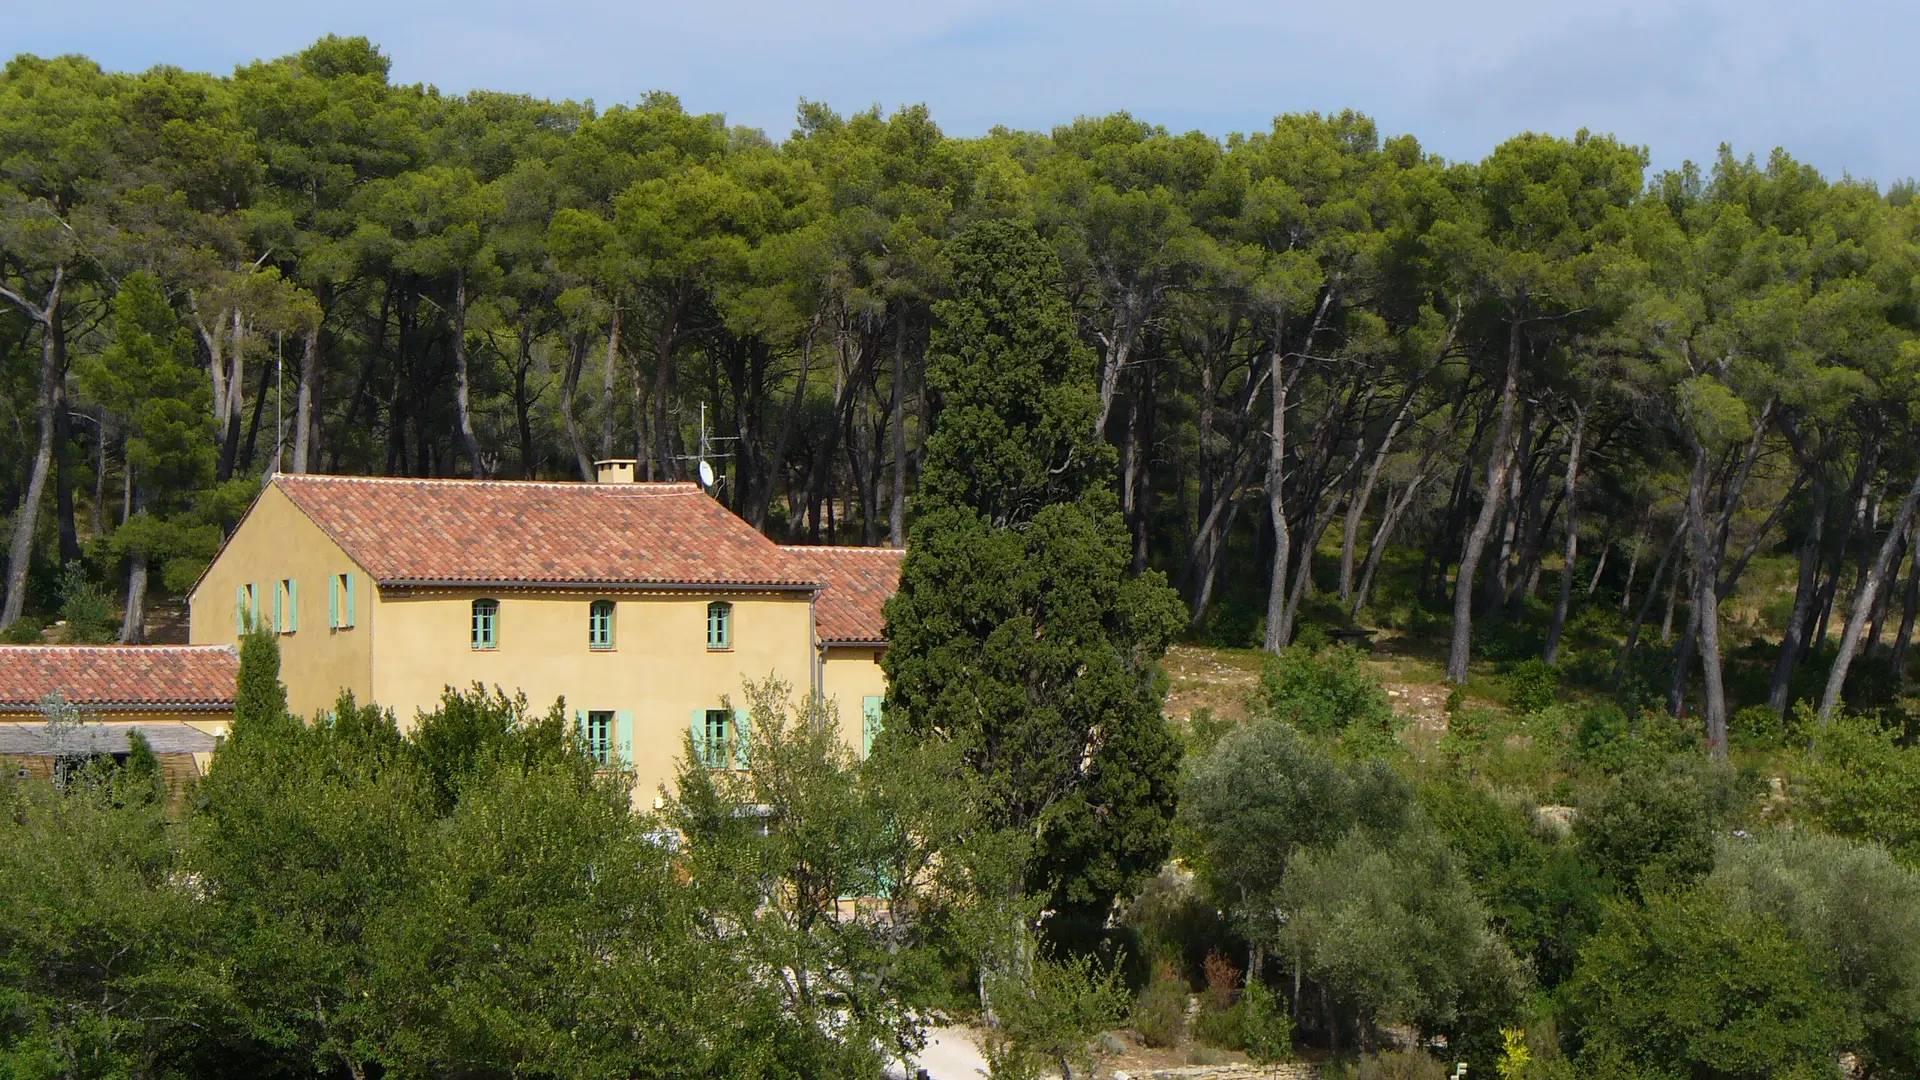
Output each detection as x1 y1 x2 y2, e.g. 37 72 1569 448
707 601 732 651
589 600 615 650
471 599 499 650
276 579 298 634
235 583 259 635
329 573 356 629
585 710 614 766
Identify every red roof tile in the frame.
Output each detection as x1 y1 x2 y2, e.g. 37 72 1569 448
783 546 904 644
272 475 821 589
0 645 239 711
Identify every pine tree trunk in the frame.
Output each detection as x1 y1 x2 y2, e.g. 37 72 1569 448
1 274 64 628
1769 470 1830 713
451 271 486 477
1684 447 1730 755
889 308 908 548
559 333 595 482
1263 344 1293 653
1891 527 1920 685
292 323 318 474
1544 404 1587 665
1448 319 1523 683
601 297 621 460
1820 469 1920 721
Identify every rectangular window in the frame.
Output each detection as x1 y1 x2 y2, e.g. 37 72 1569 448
277 579 298 633
707 601 732 651
586 710 615 766
862 696 884 758
589 600 615 650
329 573 356 629
471 598 499 650
236 583 259 634
703 708 730 769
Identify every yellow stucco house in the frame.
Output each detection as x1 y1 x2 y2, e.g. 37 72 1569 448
187 465 902 798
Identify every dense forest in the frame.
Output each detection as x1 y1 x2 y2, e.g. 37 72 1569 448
8 34 1920 1080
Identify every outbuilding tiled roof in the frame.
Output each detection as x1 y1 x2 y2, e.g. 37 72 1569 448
272 475 822 590
783 546 904 644
0 645 239 712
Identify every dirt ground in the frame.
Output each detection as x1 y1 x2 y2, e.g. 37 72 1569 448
1162 640 1457 737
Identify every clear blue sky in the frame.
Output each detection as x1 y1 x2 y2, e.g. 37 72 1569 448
7 0 1917 183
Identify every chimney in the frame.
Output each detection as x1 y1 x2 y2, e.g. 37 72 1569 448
594 459 638 484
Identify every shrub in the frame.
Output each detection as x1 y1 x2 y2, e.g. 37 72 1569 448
1799 712 1920 866
1576 757 1755 897
55 563 115 644
1729 704 1784 749
0 617 46 644
1505 659 1558 715
1192 952 1242 1049
1562 888 1849 1079
1240 979 1293 1063
1255 644 1396 738
1354 1049 1447 1080
1131 965 1188 1048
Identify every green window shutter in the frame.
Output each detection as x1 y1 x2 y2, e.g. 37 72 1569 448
690 710 709 768
344 573 356 627
235 585 245 636
288 580 298 632
733 708 751 769
616 710 634 767
273 584 283 633
862 696 883 758
328 575 339 629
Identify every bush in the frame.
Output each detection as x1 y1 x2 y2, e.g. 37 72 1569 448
1575 758 1754 897
1255 644 1396 739
55 563 115 644
1192 952 1242 1049
1729 703 1784 749
1131 965 1188 1048
1353 1048 1447 1080
1799 712 1920 866
1562 888 1849 1079
1505 659 1558 715
0 617 46 644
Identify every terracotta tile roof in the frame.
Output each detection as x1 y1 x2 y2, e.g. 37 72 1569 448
272 475 821 590
783 546 904 644
0 645 238 712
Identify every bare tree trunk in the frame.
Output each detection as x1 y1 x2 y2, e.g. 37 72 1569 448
1892 524 1920 685
1544 403 1587 665
1820 468 1920 721
0 269 64 629
889 308 909 547
292 323 318 474
754 330 816 529
1263 343 1293 654
1340 390 1415 605
1866 527 1904 657
1448 319 1523 683
1769 468 1829 713
451 270 486 477
601 297 622 459
1354 474 1427 617
559 333 595 482
120 546 148 645
1615 527 1680 682
1684 447 1730 755
1587 540 1610 597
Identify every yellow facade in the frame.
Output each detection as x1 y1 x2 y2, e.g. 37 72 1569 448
188 482 848 798
367 587 817 797
821 645 889 755
188 484 374 720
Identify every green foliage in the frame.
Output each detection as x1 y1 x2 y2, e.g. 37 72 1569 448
1729 703 1786 749
231 628 289 734
0 617 45 643
1713 829 1920 1078
1563 888 1850 1080
53 562 114 643
1420 780 1602 988
1505 658 1558 714
1239 978 1293 1064
985 949 1131 1080
1254 643 1398 742
1280 826 1528 1056
1131 965 1188 1048
408 684 578 812
1800 712 1920 866
1575 756 1753 898
1353 1049 1447 1080
920 219 1108 525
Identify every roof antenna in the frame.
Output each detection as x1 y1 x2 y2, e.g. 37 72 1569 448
686 403 733 493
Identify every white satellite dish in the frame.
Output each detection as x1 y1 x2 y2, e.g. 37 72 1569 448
698 459 717 488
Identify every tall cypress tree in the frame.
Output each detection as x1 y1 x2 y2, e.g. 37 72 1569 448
883 220 1185 927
